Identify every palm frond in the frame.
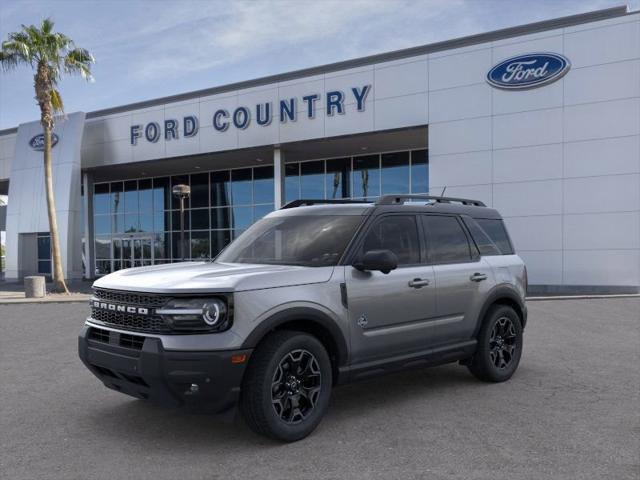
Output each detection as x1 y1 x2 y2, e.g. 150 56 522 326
50 88 64 113
64 47 94 81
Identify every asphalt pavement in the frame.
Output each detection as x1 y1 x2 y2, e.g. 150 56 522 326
0 298 638 480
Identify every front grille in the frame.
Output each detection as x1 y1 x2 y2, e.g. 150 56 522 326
93 288 168 309
90 306 170 333
120 333 145 350
88 327 110 343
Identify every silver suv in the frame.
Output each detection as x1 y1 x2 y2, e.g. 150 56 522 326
79 195 527 442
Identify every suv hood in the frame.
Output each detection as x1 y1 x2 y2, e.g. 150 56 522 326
92 262 335 294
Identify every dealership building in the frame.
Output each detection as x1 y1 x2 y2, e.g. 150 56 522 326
0 5 639 293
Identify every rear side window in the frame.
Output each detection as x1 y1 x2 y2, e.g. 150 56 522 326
422 215 472 264
361 215 420 265
462 218 501 256
475 218 514 255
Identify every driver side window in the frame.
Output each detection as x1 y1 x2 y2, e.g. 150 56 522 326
361 215 420 265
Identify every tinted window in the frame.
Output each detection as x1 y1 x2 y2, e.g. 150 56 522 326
361 216 420 265
475 218 514 255
423 215 472 264
217 215 362 267
463 217 501 256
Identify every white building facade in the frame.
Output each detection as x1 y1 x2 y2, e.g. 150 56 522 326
0 6 638 293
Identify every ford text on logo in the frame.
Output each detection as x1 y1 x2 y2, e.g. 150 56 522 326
487 53 570 90
130 84 371 145
92 300 150 315
29 133 59 151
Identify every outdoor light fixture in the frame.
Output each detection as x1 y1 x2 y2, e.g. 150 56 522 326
172 184 191 261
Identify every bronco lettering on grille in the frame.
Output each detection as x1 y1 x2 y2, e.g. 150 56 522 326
92 300 149 315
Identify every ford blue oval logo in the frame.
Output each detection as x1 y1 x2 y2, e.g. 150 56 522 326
487 53 570 90
29 133 59 151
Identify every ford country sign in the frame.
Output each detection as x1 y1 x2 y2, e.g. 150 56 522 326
487 53 570 90
29 133 59 151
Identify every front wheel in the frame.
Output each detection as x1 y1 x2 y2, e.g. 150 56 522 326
241 331 332 442
468 305 523 382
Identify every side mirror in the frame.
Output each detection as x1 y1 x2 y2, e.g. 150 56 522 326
353 249 398 274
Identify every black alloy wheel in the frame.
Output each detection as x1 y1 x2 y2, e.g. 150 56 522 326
467 305 523 382
271 349 322 424
241 330 332 442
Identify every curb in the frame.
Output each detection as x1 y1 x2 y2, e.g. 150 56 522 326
0 295 91 305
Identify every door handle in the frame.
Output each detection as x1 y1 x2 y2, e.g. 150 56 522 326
470 273 488 282
408 278 430 288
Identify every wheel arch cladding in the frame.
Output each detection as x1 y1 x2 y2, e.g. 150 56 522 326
475 286 527 336
241 307 348 382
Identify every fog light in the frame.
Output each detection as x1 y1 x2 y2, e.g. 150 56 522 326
185 383 199 395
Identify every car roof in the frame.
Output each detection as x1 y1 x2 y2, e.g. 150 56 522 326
269 196 503 220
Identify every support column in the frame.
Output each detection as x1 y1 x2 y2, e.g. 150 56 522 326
83 172 95 279
273 147 286 208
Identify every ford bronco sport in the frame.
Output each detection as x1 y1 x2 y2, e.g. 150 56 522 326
79 194 527 442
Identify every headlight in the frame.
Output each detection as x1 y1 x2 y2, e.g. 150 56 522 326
156 297 229 332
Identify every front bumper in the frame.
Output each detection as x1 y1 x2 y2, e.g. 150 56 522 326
78 324 252 412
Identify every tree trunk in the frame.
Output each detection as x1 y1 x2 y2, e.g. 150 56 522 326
43 122 69 294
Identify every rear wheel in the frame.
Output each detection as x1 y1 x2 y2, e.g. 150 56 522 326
468 305 523 382
241 330 332 442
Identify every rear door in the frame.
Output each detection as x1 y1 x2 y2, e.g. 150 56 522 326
421 214 494 346
346 214 437 364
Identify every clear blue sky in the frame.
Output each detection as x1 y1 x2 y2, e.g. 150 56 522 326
0 0 633 130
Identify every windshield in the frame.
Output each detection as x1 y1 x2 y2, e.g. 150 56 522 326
216 215 363 267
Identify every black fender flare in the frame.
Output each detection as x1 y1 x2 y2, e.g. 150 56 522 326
474 284 527 337
241 307 349 367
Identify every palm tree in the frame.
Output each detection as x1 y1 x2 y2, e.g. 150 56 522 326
0 18 94 293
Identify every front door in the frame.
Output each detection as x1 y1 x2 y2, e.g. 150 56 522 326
113 235 153 270
346 214 437 364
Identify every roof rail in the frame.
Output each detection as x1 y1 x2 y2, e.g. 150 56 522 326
376 194 486 207
281 199 372 209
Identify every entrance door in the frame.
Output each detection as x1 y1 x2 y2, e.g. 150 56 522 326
113 235 153 271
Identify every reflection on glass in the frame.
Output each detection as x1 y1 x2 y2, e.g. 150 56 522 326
124 213 139 232
112 214 124 234
381 152 410 194
411 149 429 193
94 215 110 235
231 169 252 205
111 182 123 215
212 230 232 256
153 177 170 211
138 179 153 212
191 208 209 230
172 210 190 231
124 180 138 213
38 260 51 274
190 173 209 208
211 171 231 207
254 204 274 221
94 184 110 214
95 237 111 259
154 211 168 232
352 155 380 199
139 213 153 232
190 231 210 259
285 164 300 203
153 233 168 259
301 161 324 199
211 207 231 230
232 206 253 229
254 166 274 204
326 158 350 199
37 235 51 260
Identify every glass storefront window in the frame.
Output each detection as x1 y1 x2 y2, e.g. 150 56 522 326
254 166 274 204
171 175 190 209
381 151 410 194
352 154 380 200
411 149 429 193
190 173 209 208
326 158 350 199
231 169 252 205
94 183 110 214
300 161 325 199
285 164 300 203
211 171 231 207
92 149 428 275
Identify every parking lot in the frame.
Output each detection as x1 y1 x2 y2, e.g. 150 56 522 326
0 298 638 480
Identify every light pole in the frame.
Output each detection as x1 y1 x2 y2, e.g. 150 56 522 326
172 184 191 261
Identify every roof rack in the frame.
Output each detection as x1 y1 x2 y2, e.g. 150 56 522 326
376 194 486 207
281 199 372 209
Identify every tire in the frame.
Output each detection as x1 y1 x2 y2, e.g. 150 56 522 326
468 305 523 382
240 330 333 442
